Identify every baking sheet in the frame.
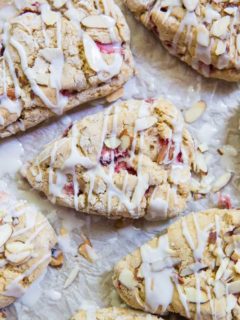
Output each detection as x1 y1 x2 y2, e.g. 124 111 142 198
1 1 240 319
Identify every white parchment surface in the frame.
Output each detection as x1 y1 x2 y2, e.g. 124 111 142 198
1 2 240 319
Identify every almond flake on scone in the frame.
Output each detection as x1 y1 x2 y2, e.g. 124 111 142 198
22 98 204 220
71 307 161 319
0 191 57 308
0 0 134 138
124 0 240 82
113 209 240 319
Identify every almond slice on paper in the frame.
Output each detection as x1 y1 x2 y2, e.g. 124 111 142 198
227 280 240 294
198 143 208 153
78 238 97 263
185 287 209 303
211 172 232 193
81 15 115 28
0 224 12 248
119 268 137 289
184 101 206 123
63 266 80 289
104 136 121 149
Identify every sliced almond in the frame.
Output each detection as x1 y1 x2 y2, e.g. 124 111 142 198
224 7 236 15
34 73 50 86
79 238 96 263
214 280 225 299
211 16 230 38
0 224 12 248
5 241 33 254
211 172 232 193
135 116 157 131
42 10 58 26
197 25 210 47
215 258 229 280
185 287 209 303
227 280 240 294
215 40 226 56
198 143 208 153
225 243 234 257
63 266 80 289
6 250 31 265
119 268 137 289
184 101 206 123
194 151 208 175
182 0 198 12
81 15 115 28
104 136 121 149
234 260 240 274
217 145 238 157
106 87 124 103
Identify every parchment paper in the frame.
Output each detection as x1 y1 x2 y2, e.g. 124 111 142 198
1 2 240 319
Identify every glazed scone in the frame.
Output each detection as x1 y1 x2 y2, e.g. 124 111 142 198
124 0 240 82
71 307 161 319
0 191 57 308
113 209 240 319
0 0 134 138
22 98 206 220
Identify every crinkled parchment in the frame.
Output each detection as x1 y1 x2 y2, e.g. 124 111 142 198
2 2 240 319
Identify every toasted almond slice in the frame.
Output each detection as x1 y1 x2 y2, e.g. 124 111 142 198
182 0 198 12
135 116 157 131
78 238 97 263
0 224 12 248
184 101 206 123
215 40 226 56
197 25 210 47
42 10 58 26
185 287 209 303
198 143 208 153
50 250 64 268
119 268 137 289
5 241 33 254
211 172 232 193
217 145 238 157
120 134 131 150
104 137 121 149
234 261 240 274
224 7 236 15
194 151 208 175
81 15 115 28
106 87 124 103
227 280 240 294
6 250 31 265
215 257 229 280
211 16 230 38
214 280 225 299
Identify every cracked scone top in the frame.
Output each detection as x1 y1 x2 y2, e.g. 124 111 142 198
0 0 134 138
22 98 205 220
113 209 240 319
0 191 57 308
71 307 161 319
124 0 240 81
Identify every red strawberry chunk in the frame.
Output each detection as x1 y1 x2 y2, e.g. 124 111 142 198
63 182 74 195
114 161 137 175
177 151 183 163
218 193 232 209
100 146 113 166
96 42 123 54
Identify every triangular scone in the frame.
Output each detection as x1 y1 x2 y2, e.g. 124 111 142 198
113 209 240 319
22 98 205 220
124 0 240 82
0 191 57 308
71 307 161 319
0 0 134 138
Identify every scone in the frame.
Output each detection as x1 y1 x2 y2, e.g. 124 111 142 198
113 209 240 319
0 0 134 138
22 98 205 220
124 0 240 82
71 307 161 319
0 191 57 308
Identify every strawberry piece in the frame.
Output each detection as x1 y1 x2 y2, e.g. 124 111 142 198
177 151 183 163
218 193 232 209
100 146 113 166
96 42 123 54
63 182 74 195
